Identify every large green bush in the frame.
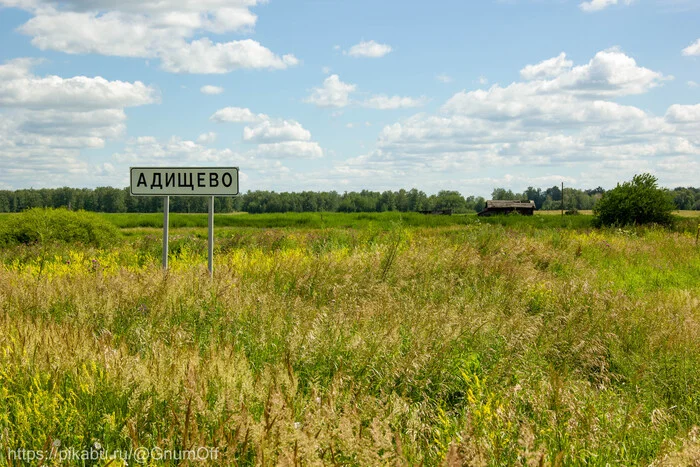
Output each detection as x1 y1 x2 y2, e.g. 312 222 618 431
0 208 120 247
594 173 674 226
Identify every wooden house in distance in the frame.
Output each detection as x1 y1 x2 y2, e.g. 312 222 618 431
478 200 536 216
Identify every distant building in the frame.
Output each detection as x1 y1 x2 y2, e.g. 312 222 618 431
477 200 536 216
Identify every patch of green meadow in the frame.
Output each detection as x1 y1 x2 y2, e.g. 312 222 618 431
0 212 698 465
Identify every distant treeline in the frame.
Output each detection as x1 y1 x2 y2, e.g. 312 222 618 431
493 185 700 211
0 185 698 213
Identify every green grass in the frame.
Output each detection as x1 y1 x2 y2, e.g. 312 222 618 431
98 211 474 229
0 211 699 465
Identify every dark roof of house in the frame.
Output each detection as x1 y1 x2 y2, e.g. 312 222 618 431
485 200 536 209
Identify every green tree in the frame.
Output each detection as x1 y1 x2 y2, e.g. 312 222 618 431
672 188 696 210
433 190 467 212
524 186 545 209
594 173 674 226
491 187 520 200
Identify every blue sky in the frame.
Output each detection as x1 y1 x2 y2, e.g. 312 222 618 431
0 0 698 197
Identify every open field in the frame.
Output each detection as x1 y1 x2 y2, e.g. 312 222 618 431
672 210 700 218
1 212 699 465
535 210 594 216
536 210 700 217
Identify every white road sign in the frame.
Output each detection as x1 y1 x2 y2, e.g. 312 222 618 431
130 167 239 196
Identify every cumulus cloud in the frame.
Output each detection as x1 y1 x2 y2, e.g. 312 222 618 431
160 38 299 74
560 49 668 96
19 11 169 57
330 49 698 192
196 131 217 144
304 74 356 108
305 75 427 111
209 105 323 159
6 0 298 74
113 135 321 176
113 135 236 165
0 58 156 188
255 141 323 159
200 85 224 95
579 0 633 12
111 134 331 190
520 52 573 80
0 58 158 110
363 95 429 110
346 40 392 58
665 104 700 123
682 39 700 56
210 107 269 123
16 108 127 140
243 120 311 143
443 49 668 120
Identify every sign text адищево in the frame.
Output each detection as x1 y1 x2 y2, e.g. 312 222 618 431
130 167 239 196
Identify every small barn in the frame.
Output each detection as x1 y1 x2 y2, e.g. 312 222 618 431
478 200 536 216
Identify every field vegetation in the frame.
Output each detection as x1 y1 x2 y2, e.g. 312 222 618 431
0 210 699 465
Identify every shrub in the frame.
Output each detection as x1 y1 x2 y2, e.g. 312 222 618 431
594 173 674 226
0 208 120 247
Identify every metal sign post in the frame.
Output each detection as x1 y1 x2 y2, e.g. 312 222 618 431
208 196 214 276
129 167 239 275
163 196 169 269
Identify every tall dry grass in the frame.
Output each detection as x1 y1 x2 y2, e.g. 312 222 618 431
0 222 698 465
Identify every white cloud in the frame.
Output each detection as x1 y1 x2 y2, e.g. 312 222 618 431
20 11 169 57
682 39 700 56
255 141 323 159
346 40 392 58
160 38 299 74
442 85 652 124
207 105 324 159
579 0 633 12
8 0 298 74
0 58 158 110
442 49 668 120
210 107 269 123
328 48 698 193
520 52 573 80
114 134 321 167
112 136 277 173
0 57 42 79
363 95 429 110
436 74 453 84
547 48 667 97
0 58 156 188
243 120 311 143
304 74 356 108
200 85 224 95
665 104 700 123
196 131 217 144
16 108 127 141
689 81 699 88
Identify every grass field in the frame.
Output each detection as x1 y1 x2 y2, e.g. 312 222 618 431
0 211 699 465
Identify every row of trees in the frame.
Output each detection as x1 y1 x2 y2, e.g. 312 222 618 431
0 188 485 214
491 185 700 211
491 186 606 210
0 185 698 214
